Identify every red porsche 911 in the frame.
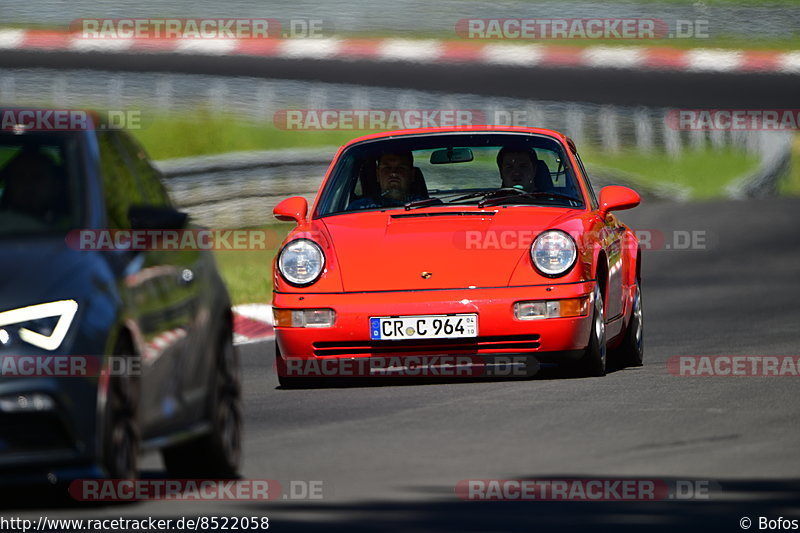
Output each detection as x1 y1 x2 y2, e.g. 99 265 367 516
271 126 643 385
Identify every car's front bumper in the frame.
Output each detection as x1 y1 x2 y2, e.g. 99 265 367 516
0 355 103 480
273 281 596 376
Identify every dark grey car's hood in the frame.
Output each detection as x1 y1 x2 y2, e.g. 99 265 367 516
0 237 109 313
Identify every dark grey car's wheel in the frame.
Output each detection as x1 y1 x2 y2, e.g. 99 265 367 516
611 281 644 368
162 325 242 479
103 339 140 479
575 286 607 377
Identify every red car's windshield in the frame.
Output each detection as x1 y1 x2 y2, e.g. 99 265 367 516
316 133 585 217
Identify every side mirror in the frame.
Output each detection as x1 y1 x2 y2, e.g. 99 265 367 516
273 196 308 224
129 205 188 230
598 186 640 218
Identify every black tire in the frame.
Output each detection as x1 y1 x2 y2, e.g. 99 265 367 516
574 286 607 377
102 337 140 479
162 324 242 479
610 280 644 368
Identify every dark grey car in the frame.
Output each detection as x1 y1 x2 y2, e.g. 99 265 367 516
0 110 241 484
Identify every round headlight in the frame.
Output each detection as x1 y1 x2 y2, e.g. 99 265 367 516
278 239 325 286
531 230 577 276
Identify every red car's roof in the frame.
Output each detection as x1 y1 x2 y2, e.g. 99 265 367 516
340 126 569 148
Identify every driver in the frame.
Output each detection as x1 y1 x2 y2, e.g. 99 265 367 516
497 147 539 191
0 150 62 223
350 151 425 209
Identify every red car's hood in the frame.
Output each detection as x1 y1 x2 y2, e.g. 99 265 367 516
321 207 580 291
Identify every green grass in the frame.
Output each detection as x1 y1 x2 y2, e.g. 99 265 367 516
133 111 369 160
580 146 760 199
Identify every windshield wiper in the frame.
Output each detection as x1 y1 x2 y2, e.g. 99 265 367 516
447 188 515 204
404 189 492 210
478 189 582 208
404 198 445 210
404 187 580 210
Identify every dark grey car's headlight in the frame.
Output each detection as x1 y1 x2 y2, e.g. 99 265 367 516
0 300 78 351
531 230 577 276
278 239 325 286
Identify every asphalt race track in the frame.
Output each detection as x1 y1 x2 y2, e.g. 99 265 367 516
4 197 800 531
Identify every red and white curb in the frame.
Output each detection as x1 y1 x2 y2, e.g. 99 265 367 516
1 29 798 75
232 304 274 345
142 327 189 361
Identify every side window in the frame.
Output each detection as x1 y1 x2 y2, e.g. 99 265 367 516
573 152 599 210
97 131 145 229
114 131 172 207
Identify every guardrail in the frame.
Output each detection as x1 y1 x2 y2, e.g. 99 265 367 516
156 148 336 228
725 132 794 199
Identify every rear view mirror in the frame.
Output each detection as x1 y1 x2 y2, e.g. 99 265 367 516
430 147 474 164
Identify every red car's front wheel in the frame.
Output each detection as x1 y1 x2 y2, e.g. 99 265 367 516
575 286 607 377
611 280 644 368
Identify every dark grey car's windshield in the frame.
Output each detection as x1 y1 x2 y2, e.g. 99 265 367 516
316 133 584 217
0 132 83 235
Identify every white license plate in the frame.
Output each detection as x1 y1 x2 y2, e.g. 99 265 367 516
370 314 478 341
